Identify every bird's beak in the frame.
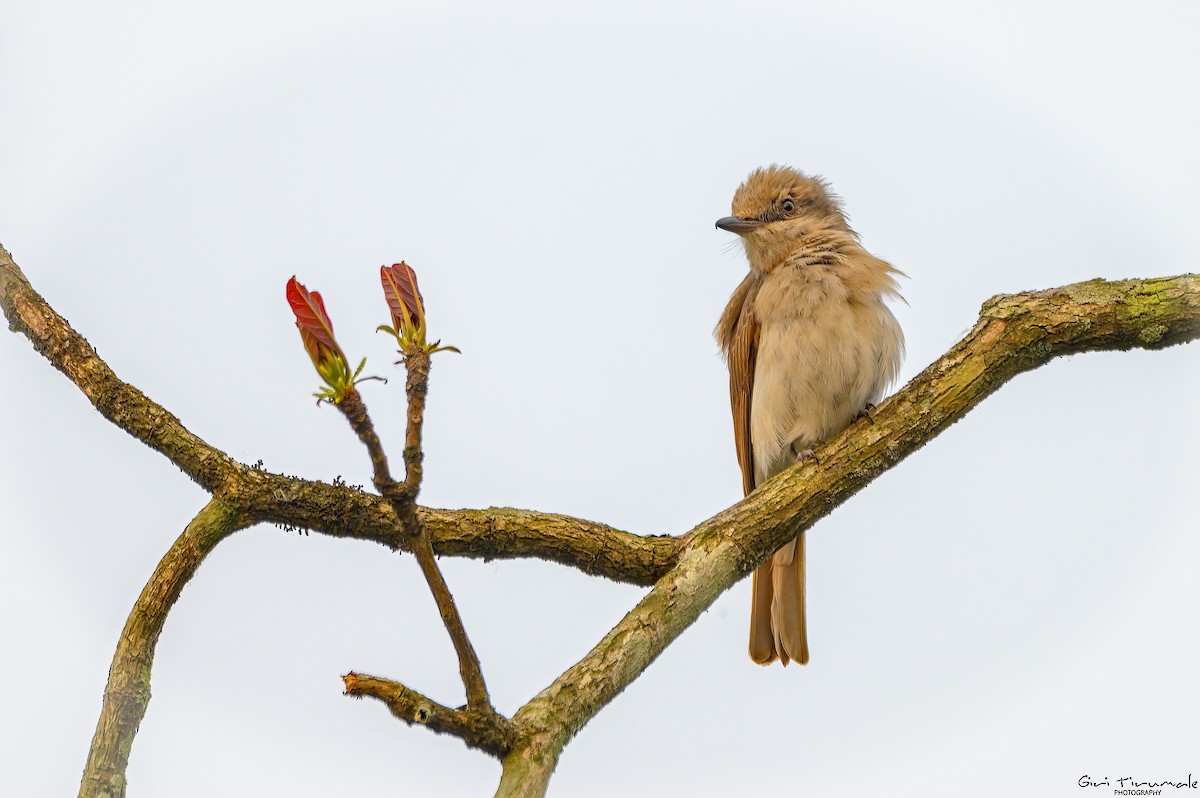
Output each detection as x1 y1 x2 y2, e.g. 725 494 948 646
715 216 765 235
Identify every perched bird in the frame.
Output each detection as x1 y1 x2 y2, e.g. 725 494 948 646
715 165 905 666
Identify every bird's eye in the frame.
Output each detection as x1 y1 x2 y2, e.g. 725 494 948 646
782 199 796 214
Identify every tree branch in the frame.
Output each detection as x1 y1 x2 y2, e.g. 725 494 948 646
495 737 560 798
494 273 1200 796
228 469 681 584
406 532 492 708
7 236 1196 797
0 243 673 584
419 506 681 585
78 499 250 798
337 386 403 500
0 244 241 494
336 370 493 710
400 345 429 495
343 672 515 758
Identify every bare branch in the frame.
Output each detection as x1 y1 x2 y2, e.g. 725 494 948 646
78 499 250 798
400 346 429 495
224 469 680 583
407 532 492 708
343 672 515 758
386 347 488 710
8 237 1195 797
0 245 674 583
420 506 681 585
337 386 403 500
0 244 241 494
497 273 1200 795
336 357 492 710
495 736 560 798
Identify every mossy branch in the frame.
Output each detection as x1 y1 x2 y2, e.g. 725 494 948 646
0 244 674 585
493 273 1200 795
4 238 1197 798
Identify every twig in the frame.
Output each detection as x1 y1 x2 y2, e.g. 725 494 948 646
1 245 680 585
337 387 404 501
343 672 515 757
334 359 492 711
408 531 492 708
401 346 430 495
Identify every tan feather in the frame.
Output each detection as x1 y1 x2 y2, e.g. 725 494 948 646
718 274 783 664
716 273 761 498
716 164 904 668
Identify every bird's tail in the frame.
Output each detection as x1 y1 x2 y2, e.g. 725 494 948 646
748 532 809 666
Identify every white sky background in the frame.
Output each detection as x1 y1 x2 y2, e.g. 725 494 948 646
2 1 1198 796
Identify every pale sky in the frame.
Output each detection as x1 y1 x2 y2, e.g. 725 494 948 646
2 2 1198 796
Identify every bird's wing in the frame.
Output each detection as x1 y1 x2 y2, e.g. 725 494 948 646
721 275 776 663
716 273 760 498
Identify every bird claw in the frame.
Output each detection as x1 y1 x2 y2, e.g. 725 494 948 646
793 442 822 465
856 403 877 423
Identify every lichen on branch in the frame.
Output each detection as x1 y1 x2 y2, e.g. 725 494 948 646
3 239 1197 798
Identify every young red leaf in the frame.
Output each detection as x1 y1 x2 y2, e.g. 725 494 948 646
286 276 349 376
287 277 340 349
380 262 424 334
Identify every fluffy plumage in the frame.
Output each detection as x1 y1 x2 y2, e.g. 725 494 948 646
715 165 905 665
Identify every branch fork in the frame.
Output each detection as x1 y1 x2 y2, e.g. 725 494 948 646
3 241 1197 798
336 343 495 717
343 672 515 758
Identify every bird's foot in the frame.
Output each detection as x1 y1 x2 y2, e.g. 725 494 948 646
856 403 877 423
793 441 823 465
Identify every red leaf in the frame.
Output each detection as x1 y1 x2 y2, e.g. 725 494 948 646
286 276 344 366
380 262 424 331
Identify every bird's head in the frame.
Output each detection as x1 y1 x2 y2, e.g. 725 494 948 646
716 165 851 273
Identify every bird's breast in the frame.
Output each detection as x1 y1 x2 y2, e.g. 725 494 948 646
749 266 902 484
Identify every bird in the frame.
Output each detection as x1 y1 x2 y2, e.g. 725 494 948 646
714 165 905 666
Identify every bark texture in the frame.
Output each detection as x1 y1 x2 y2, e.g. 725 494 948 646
343 672 514 757
77 500 249 798
0 244 674 586
492 274 1200 793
